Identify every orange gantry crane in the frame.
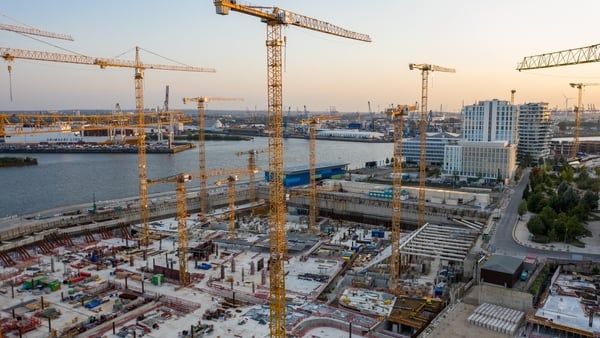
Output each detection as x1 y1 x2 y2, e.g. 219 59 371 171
300 115 338 233
409 63 455 228
215 168 260 239
236 148 268 205
569 83 599 157
385 104 417 293
517 44 600 158
213 2 370 336
182 96 243 216
0 46 216 248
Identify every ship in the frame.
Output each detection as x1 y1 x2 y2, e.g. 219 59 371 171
3 123 138 145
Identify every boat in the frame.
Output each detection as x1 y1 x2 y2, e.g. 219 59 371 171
3 123 138 145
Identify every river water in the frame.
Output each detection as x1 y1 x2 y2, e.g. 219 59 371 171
0 137 393 217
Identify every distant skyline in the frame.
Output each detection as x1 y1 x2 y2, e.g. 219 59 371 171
1 1 600 113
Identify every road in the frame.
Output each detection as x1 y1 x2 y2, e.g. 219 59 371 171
491 169 600 262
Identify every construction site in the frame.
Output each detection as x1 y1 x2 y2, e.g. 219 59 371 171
5 1 600 338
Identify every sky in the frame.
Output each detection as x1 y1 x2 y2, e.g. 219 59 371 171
1 1 600 114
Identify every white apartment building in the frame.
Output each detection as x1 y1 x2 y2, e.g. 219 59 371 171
463 99 518 144
517 102 554 163
443 99 518 183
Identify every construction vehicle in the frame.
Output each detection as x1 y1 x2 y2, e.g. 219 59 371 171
235 148 268 205
386 104 417 293
0 46 216 248
213 2 370 336
517 44 600 158
182 96 243 216
215 168 260 239
300 116 339 233
409 63 455 228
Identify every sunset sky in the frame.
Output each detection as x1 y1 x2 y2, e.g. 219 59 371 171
2 1 600 114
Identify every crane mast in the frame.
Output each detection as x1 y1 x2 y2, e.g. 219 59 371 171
214 2 370 336
570 83 599 157
0 46 215 248
386 105 416 293
409 63 455 228
183 96 243 216
301 116 338 233
236 148 269 204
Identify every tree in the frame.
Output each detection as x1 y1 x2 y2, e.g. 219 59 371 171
527 215 546 235
582 190 599 210
527 191 547 214
518 200 528 217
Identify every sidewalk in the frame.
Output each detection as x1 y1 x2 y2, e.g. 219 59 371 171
512 212 600 255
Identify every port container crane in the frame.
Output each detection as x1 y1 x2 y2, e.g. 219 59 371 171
517 44 600 158
570 83 599 157
386 104 417 293
300 115 339 233
0 46 216 248
236 148 268 205
213 2 370 335
182 96 243 216
409 63 455 228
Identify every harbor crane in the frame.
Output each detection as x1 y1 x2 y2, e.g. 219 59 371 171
570 83 599 157
517 44 600 158
0 46 216 248
300 115 339 233
214 1 370 335
215 168 260 239
386 104 417 293
409 63 455 228
182 96 243 216
236 148 268 204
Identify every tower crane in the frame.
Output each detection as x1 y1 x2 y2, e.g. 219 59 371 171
182 96 243 216
214 2 370 336
300 115 339 233
215 168 261 239
0 23 73 41
409 63 455 228
147 173 192 285
385 104 417 293
146 166 250 285
0 46 216 248
570 83 599 157
517 44 600 158
236 148 268 205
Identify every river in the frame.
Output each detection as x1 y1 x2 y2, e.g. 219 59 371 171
0 137 393 217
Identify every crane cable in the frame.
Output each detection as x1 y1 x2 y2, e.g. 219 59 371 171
7 64 12 102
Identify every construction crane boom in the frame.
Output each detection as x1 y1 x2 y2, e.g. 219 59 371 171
183 96 243 215
386 105 416 293
214 2 370 336
516 43 600 71
409 63 455 228
0 23 74 41
300 116 338 233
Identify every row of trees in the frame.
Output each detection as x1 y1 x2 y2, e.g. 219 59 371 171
523 163 599 244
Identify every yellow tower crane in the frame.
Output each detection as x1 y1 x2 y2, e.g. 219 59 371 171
147 173 193 285
300 115 339 233
517 43 600 158
214 2 370 336
569 83 599 157
182 96 243 216
0 46 216 248
385 104 417 293
215 168 261 239
409 63 455 228
236 148 268 205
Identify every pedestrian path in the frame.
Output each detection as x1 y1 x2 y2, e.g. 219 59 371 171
512 212 600 255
